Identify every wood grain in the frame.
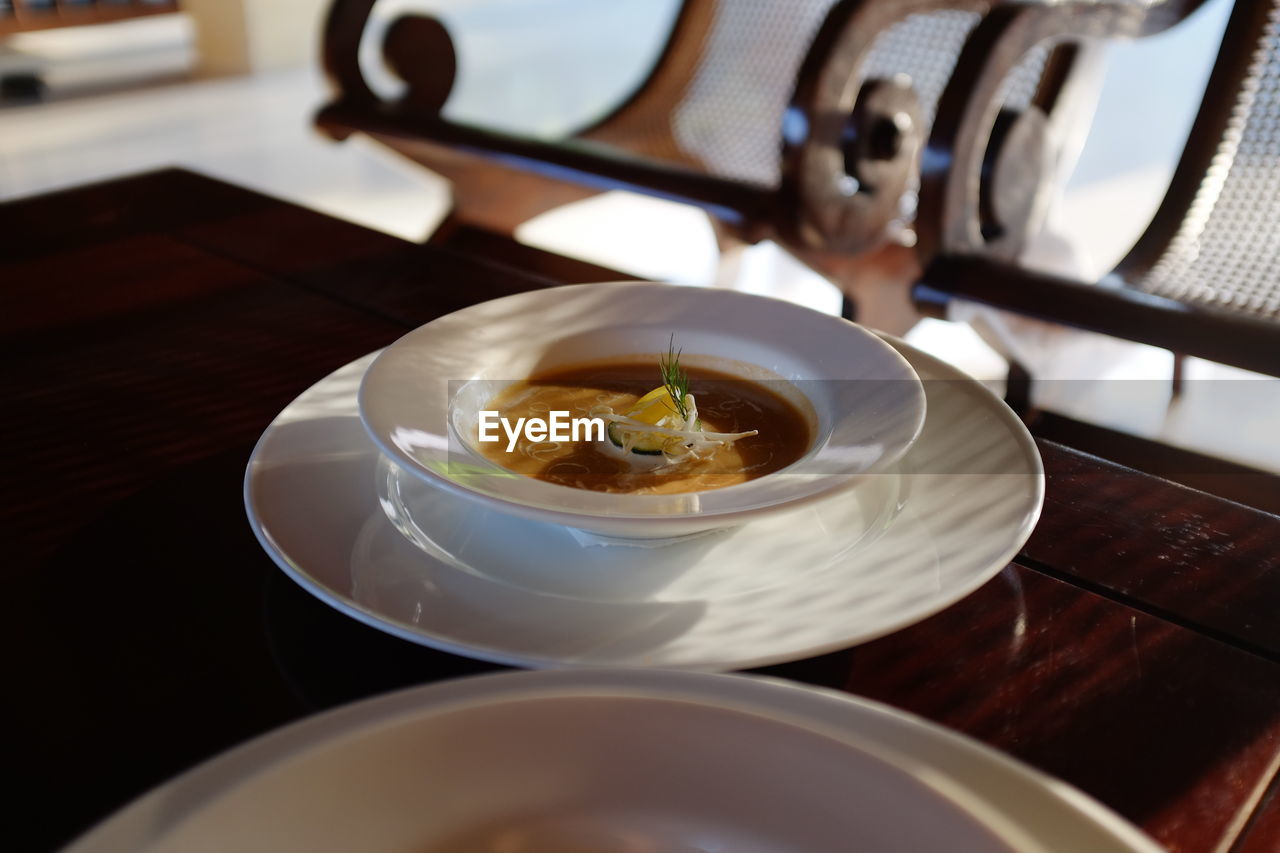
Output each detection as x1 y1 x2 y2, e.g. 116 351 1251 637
1025 441 1280 660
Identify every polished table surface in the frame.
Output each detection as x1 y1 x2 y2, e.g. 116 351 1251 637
5 169 1279 853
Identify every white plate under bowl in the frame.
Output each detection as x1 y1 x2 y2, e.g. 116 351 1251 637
357 282 926 538
63 670 1162 853
375 449 902 603
244 335 1042 670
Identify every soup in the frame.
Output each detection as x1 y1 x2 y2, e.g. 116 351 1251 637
475 358 811 495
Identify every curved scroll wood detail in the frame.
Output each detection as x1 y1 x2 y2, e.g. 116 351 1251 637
383 15 458 114
916 0 1208 264
975 105 1051 255
321 0 379 106
782 0 992 255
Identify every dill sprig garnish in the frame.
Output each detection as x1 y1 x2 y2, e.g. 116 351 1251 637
660 335 691 422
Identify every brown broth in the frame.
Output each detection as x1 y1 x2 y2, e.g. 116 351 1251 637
476 361 811 494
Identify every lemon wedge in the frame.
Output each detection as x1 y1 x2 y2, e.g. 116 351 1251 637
626 386 682 424
607 386 685 454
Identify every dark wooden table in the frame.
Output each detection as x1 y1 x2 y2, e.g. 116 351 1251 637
5 169 1279 853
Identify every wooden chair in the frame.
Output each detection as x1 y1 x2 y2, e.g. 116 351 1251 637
316 0 1078 329
912 0 1280 381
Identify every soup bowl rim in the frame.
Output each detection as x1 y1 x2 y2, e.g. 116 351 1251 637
358 282 926 537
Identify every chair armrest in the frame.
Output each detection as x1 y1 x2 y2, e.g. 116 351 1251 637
315 100 778 232
318 0 775 234
913 254 1280 376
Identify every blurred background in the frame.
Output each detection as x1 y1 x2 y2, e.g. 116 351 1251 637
3 0 1274 475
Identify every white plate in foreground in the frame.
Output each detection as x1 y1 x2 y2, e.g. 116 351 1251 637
64 670 1160 853
243 335 1042 670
